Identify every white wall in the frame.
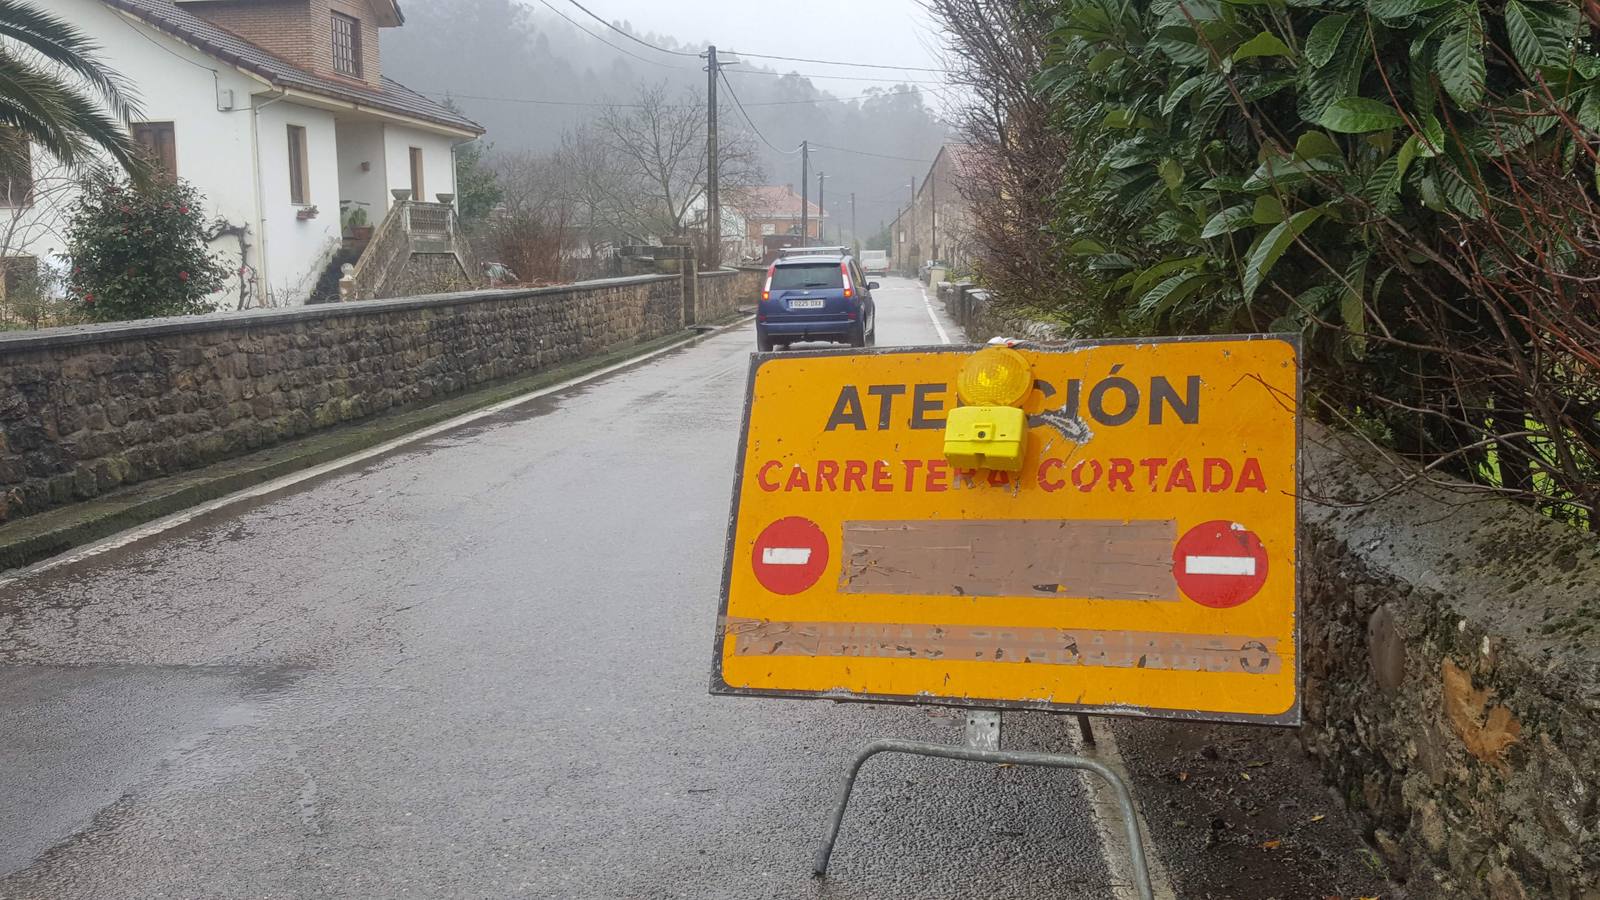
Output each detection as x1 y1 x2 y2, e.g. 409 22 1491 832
12 0 262 309
382 126 458 208
334 120 388 226
254 99 343 304
13 0 475 309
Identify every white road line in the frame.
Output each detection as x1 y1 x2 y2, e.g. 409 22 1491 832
917 283 952 345
0 326 742 588
760 547 812 565
1184 555 1257 576
1069 722 1179 900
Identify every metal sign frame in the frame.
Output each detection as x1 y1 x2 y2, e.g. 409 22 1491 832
709 334 1304 727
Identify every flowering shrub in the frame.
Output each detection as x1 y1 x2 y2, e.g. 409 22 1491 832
65 170 227 322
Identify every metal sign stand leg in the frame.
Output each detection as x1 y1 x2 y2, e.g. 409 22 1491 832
812 710 1154 900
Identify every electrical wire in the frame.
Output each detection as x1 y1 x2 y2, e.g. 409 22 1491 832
561 0 947 73
725 50 947 74
719 69 802 155
536 0 692 70
810 142 934 163
422 86 935 110
561 0 702 57
726 67 948 85
542 1 949 85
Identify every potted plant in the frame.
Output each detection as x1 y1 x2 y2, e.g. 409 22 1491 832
341 203 372 240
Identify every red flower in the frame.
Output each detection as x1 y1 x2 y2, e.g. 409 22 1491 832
83 293 94 304
179 271 190 282
179 206 190 214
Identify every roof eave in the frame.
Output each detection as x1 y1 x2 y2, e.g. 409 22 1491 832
277 86 482 137
103 2 480 135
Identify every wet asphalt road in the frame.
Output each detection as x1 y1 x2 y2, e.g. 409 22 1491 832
0 278 1125 899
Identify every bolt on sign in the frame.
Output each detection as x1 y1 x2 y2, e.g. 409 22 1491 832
711 335 1302 725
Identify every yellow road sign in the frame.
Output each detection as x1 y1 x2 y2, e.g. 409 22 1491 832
711 335 1301 725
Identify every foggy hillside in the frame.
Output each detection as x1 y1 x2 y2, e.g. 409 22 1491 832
381 0 951 238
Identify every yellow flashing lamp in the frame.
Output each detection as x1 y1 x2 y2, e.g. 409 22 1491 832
944 346 1032 472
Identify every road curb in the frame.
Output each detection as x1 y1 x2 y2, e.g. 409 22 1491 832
0 316 752 572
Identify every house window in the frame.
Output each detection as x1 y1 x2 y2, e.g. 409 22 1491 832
408 147 424 199
0 136 32 207
331 12 362 77
131 122 176 178
760 223 775 236
287 125 310 205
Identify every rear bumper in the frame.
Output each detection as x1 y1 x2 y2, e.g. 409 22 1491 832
759 319 854 339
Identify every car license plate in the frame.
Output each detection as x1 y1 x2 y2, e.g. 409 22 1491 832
790 299 825 309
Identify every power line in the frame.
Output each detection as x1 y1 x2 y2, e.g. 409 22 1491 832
536 0 691 70
536 1 948 86
559 0 946 73
811 142 934 164
720 69 802 155
423 87 938 110
725 50 947 74
727 67 948 86
561 0 701 57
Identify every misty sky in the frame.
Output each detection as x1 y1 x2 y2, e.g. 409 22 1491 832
549 0 949 96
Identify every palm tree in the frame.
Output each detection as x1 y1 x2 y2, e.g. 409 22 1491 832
0 0 147 180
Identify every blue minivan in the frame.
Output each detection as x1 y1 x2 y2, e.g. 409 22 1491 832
755 247 878 351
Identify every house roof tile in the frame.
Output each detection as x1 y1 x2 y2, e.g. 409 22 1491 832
102 0 482 134
734 185 826 220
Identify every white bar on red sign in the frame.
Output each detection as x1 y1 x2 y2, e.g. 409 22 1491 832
762 547 813 566
1184 555 1257 576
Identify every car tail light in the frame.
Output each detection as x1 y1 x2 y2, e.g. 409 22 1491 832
841 262 854 300
762 264 774 301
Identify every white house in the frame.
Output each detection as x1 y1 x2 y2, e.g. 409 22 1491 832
8 0 483 307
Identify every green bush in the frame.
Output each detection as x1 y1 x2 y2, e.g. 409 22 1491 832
1034 0 1600 524
65 170 228 322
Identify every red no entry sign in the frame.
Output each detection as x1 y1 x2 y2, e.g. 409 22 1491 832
752 517 830 595
1173 520 1269 609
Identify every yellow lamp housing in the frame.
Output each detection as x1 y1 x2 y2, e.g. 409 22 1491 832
944 346 1034 472
944 405 1028 472
956 346 1033 407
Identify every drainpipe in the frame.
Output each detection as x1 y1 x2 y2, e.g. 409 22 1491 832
249 86 288 305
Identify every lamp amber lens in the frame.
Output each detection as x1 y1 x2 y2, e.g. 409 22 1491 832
957 347 1033 407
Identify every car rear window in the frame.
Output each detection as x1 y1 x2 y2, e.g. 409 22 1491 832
771 263 843 290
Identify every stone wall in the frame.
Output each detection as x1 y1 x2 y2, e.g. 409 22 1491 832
1300 429 1600 900
936 281 1067 343
0 275 684 524
697 267 762 323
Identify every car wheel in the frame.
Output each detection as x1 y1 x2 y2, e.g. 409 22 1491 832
847 321 868 348
865 310 877 346
757 329 775 352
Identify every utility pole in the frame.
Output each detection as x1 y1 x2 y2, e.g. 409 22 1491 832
907 178 917 267
704 45 720 268
799 140 809 246
850 192 857 256
816 171 826 245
